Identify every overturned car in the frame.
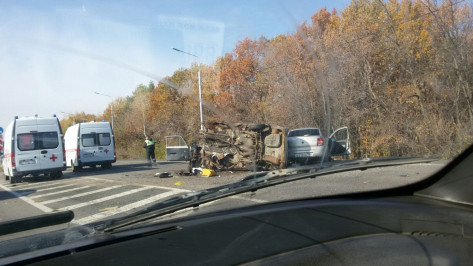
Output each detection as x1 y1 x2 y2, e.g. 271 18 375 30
167 122 288 171
166 122 350 171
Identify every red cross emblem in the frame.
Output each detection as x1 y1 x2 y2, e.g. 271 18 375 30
50 154 58 162
104 149 109 154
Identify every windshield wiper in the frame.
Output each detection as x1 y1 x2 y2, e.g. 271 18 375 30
0 211 74 236
99 156 439 232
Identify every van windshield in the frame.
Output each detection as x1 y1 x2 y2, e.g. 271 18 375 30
82 133 111 147
17 132 59 151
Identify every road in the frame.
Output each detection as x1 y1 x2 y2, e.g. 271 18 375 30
0 159 446 240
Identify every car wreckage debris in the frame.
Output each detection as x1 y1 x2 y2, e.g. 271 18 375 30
189 122 288 171
154 172 172 178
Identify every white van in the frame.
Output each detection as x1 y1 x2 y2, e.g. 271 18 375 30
64 121 116 171
2 115 66 183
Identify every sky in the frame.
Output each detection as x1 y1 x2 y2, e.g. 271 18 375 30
0 0 351 130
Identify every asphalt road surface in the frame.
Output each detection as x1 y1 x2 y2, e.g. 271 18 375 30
0 159 446 240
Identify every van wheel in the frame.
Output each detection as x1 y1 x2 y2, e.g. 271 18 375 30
10 176 19 184
5 175 9 181
50 171 63 179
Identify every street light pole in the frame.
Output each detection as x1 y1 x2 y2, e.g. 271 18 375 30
94 92 114 129
173 48 204 131
197 66 203 131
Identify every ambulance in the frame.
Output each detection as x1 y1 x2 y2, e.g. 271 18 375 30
2 115 66 183
64 121 116 171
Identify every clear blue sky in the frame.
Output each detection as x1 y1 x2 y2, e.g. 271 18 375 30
0 0 351 129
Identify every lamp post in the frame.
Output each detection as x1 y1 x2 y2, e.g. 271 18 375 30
61 112 75 125
173 47 204 131
94 92 114 129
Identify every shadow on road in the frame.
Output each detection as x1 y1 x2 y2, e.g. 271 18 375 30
9 160 189 184
0 190 37 201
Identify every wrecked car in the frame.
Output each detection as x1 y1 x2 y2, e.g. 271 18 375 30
196 122 289 170
166 122 288 171
166 122 351 171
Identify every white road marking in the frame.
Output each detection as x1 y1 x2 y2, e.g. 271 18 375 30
0 184 53 213
39 185 123 204
82 176 189 193
26 184 78 193
29 186 91 199
161 200 218 219
6 181 75 190
232 195 268 203
59 187 152 211
1 176 269 224
83 177 267 203
73 190 182 225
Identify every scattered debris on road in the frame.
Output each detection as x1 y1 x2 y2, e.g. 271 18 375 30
201 169 216 177
155 172 172 178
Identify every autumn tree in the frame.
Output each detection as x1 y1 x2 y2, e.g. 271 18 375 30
60 112 97 131
95 0 473 160
217 37 270 123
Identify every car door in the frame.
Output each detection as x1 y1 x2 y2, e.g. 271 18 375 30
327 127 351 156
96 132 113 161
36 123 63 170
16 131 42 173
80 132 98 163
165 136 189 161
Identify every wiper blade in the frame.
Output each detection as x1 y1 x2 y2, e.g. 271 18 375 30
0 211 74 236
100 156 439 232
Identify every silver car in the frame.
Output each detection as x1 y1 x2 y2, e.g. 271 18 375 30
287 127 351 162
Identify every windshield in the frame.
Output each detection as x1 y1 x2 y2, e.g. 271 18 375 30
288 129 321 137
0 0 472 244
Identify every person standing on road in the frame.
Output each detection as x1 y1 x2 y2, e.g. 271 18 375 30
144 135 157 166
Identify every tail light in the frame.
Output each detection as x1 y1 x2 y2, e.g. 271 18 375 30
11 153 16 167
62 137 66 162
317 138 324 146
77 147 80 160
113 139 117 161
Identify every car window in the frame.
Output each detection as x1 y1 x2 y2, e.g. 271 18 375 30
166 136 187 147
288 129 321 137
331 129 348 141
98 133 111 146
82 133 111 147
17 133 35 151
17 132 58 151
81 134 96 147
38 132 59 149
